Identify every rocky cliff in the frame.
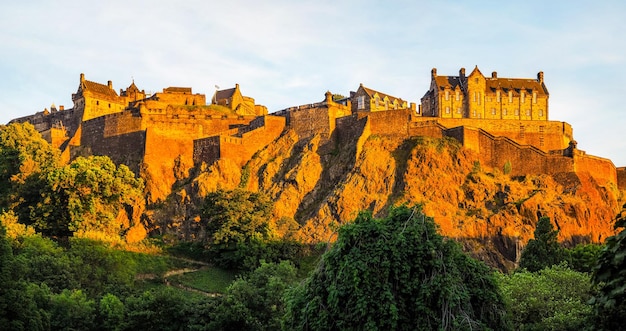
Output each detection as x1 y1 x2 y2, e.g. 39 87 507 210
148 129 622 270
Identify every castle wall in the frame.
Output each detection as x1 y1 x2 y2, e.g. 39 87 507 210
356 108 410 137
617 167 626 190
412 117 571 152
80 111 145 172
574 154 617 186
193 115 286 167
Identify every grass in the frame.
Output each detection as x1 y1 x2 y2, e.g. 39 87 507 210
168 267 237 294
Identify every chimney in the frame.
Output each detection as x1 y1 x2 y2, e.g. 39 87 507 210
459 68 466 79
537 71 544 83
431 68 437 78
107 80 113 89
59 105 64 111
492 71 497 78
80 73 85 83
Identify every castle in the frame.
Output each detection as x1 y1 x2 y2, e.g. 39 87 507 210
9 67 625 202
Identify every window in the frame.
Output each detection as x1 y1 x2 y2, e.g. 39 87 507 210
375 96 379 108
521 92 525 103
445 90 449 101
526 109 530 116
472 110 477 117
508 91 513 103
357 96 365 110
456 107 461 114
491 108 496 115
478 92 481 105
445 106 450 114
456 91 460 101
473 92 477 102
539 109 544 117
504 109 507 115
515 109 519 116
496 91 501 102
532 92 537 104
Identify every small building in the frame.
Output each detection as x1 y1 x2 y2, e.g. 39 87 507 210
420 66 549 120
212 84 267 116
350 84 408 112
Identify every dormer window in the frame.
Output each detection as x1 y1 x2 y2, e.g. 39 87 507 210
445 90 449 101
496 90 501 102
521 92 525 103
508 91 513 103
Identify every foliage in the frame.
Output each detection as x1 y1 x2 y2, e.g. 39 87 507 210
29 155 144 238
49 289 97 331
519 217 564 272
210 261 298 330
503 160 512 175
201 189 303 270
591 205 626 330
0 123 60 220
497 264 595 330
564 243 603 273
284 205 510 330
123 287 193 331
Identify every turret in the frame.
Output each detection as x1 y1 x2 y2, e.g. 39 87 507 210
492 71 497 78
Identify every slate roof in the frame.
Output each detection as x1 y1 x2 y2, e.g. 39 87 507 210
361 85 406 103
215 87 236 100
82 80 118 98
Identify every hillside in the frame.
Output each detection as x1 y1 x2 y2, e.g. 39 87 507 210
151 129 622 270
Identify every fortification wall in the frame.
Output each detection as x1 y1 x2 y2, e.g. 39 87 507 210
194 115 286 167
80 112 146 172
574 154 617 186
357 108 410 137
413 117 572 152
617 167 626 190
288 105 332 140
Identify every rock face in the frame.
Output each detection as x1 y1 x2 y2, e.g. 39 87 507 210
154 130 621 270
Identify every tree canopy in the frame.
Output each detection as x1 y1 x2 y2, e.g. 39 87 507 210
284 205 510 330
519 216 563 272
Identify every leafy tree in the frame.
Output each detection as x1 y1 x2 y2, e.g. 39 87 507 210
123 287 192 331
49 289 96 331
564 243 603 273
211 261 297 330
519 216 563 272
284 205 511 330
591 205 626 330
98 293 125 331
0 123 60 219
201 189 274 270
497 264 595 330
29 155 144 238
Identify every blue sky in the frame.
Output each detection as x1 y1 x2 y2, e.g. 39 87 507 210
1 1 625 165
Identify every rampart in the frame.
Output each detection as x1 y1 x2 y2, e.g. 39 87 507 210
193 115 286 167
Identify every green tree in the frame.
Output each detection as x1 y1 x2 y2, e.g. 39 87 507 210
49 289 96 331
98 293 125 331
201 189 273 270
0 123 60 219
519 216 563 272
284 205 510 330
30 155 144 238
565 243 603 273
591 205 626 330
123 287 192 331
497 264 595 330
211 261 297 330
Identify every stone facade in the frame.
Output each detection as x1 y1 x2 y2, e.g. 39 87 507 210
350 84 408 113
421 67 549 121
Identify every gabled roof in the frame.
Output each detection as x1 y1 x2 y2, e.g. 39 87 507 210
82 80 118 98
434 76 463 90
126 81 140 93
215 87 236 100
359 84 406 103
486 78 547 96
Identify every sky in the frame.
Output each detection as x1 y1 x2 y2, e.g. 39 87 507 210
1 0 625 165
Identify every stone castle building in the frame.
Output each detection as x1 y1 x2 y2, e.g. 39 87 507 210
421 66 548 121
9 68 626 201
